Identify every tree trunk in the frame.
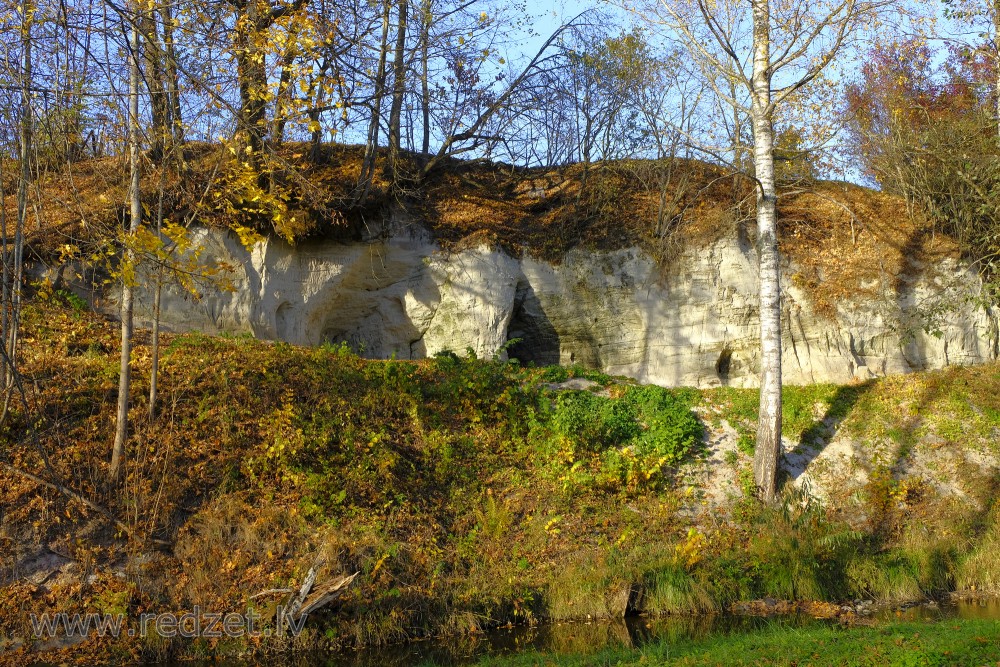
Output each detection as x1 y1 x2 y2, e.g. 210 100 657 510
419 0 431 156
750 0 782 502
160 1 184 148
2 0 31 402
234 1 269 172
356 0 392 202
148 269 161 419
111 19 142 482
149 158 167 420
994 0 1000 140
1 162 8 394
270 19 303 146
7 0 32 393
140 6 168 162
230 0 307 183
385 0 408 181
995 61 1000 141
308 60 331 161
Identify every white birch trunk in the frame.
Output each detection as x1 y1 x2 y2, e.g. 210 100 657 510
7 0 32 387
750 0 782 501
148 161 167 420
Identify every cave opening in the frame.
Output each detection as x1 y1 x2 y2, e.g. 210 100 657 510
505 284 560 365
275 302 293 340
716 347 733 382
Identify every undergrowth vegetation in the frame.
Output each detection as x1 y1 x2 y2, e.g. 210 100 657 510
541 385 703 493
2 299 1000 663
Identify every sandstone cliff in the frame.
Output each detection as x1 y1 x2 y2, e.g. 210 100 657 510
53 213 997 388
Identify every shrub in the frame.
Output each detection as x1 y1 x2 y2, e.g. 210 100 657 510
621 385 702 461
545 385 702 493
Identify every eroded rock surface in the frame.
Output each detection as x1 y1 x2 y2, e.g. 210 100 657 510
64 221 997 388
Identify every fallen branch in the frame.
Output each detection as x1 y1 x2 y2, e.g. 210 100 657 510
276 559 359 631
283 564 318 622
298 572 359 617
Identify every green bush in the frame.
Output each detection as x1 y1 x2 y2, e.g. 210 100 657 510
546 385 702 492
538 365 570 383
551 390 631 451
566 363 615 386
620 385 702 460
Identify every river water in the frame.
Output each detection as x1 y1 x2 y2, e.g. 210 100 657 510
300 596 1000 667
42 596 992 667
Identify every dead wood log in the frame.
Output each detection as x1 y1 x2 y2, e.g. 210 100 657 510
273 562 359 631
297 572 359 617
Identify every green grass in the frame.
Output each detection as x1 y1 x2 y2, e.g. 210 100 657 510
468 619 1000 666
958 506 1000 595
705 366 1000 460
705 383 874 455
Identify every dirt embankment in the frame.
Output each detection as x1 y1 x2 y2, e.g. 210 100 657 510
16 145 960 317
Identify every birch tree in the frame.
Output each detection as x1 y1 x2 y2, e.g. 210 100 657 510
630 0 880 499
110 9 143 482
385 0 408 181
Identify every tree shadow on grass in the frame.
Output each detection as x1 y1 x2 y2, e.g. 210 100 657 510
783 381 876 483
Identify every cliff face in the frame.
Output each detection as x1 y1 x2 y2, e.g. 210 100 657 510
67 217 997 388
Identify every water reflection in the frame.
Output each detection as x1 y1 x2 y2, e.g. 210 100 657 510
317 613 822 667
147 598 1000 667
884 596 1000 623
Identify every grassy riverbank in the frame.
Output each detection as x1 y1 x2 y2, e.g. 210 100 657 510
2 297 1000 664
471 618 1000 666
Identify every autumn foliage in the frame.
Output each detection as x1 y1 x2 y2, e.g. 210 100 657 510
845 40 1000 272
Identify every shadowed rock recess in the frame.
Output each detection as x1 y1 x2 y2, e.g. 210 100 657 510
61 215 998 388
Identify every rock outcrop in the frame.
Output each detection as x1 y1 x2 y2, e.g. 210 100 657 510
60 219 998 388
